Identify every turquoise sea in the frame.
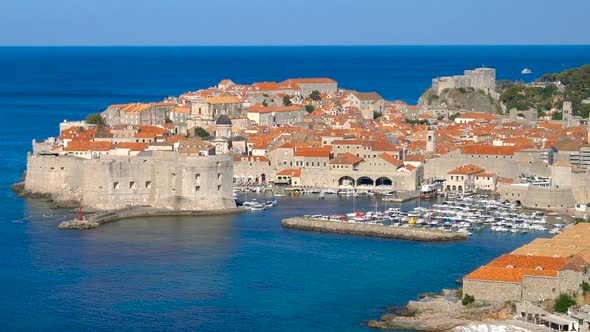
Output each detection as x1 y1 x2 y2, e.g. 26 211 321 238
1 46 590 331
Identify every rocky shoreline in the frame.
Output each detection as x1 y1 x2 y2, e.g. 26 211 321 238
282 217 468 241
12 181 80 208
367 289 510 331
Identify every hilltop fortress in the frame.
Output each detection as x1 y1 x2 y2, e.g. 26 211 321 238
431 67 496 95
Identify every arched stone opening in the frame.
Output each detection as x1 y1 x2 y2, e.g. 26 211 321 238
338 176 355 187
357 176 374 186
375 177 392 186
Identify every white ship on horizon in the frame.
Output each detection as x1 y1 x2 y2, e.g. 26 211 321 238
521 68 532 74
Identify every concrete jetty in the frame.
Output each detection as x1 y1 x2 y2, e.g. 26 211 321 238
282 217 468 241
58 206 244 230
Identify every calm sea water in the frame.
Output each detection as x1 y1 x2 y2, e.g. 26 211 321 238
1 46 589 331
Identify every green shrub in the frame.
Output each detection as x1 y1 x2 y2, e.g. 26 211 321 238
554 293 576 313
85 113 106 126
462 294 475 306
193 127 210 138
308 90 321 101
582 281 590 295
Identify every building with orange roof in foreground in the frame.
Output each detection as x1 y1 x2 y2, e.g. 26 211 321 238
463 254 582 303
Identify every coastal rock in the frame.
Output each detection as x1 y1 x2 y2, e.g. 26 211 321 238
282 218 468 241
368 292 508 331
58 220 100 229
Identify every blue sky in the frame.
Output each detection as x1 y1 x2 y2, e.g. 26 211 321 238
2 0 589 46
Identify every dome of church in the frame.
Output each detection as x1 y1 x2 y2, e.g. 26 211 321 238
215 114 232 125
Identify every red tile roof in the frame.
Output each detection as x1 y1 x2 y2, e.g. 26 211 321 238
379 153 404 168
116 142 148 151
294 147 331 158
329 152 364 165
277 169 301 177
448 164 485 175
64 141 112 152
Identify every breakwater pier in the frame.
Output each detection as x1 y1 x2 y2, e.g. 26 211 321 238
282 217 468 241
58 206 244 229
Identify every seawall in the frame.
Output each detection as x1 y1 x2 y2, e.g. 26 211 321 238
59 206 245 229
24 151 235 211
282 218 467 241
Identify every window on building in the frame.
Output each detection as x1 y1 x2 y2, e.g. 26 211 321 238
113 182 120 190
130 181 136 190
145 181 152 189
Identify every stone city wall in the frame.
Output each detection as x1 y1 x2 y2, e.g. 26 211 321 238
424 153 550 179
24 151 235 211
497 183 576 210
462 279 522 303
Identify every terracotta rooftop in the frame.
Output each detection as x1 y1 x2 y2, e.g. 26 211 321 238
379 153 404 168
64 141 112 152
277 169 301 177
464 265 558 282
329 152 364 165
207 96 242 104
487 254 570 271
351 92 383 101
448 164 485 175
294 147 331 158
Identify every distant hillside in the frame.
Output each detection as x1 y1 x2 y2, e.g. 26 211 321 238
418 87 501 114
497 64 590 118
540 64 590 117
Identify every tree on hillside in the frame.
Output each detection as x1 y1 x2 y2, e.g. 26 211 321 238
449 112 462 121
308 90 321 101
86 113 106 126
194 127 210 138
373 111 383 119
283 95 292 106
165 117 173 124
552 111 563 120
305 105 315 113
262 100 268 107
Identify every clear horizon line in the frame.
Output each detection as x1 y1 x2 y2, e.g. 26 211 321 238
0 43 589 48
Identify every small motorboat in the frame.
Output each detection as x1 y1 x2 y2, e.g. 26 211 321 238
521 68 532 74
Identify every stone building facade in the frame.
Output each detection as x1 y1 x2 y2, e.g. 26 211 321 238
102 103 176 126
282 78 338 97
462 254 583 303
24 150 235 211
246 105 306 126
